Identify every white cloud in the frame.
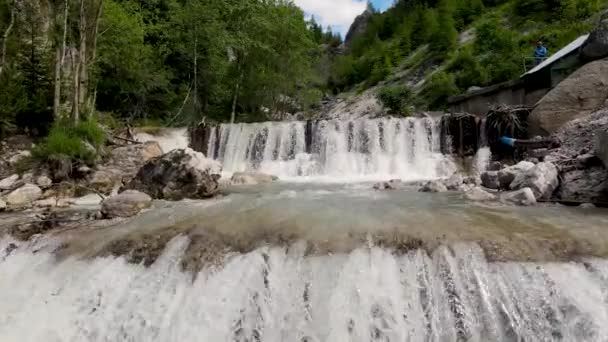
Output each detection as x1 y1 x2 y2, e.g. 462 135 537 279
293 0 366 34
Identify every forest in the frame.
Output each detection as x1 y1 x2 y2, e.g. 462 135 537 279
0 0 344 141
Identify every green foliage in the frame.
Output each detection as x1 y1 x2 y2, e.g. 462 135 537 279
430 1 459 57
447 47 488 89
377 85 413 115
299 88 324 111
420 71 459 110
33 120 106 165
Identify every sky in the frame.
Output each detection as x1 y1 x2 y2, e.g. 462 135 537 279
293 0 393 37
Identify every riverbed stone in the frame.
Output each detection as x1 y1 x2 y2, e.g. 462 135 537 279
497 161 535 189
101 190 152 218
444 174 464 191
125 149 221 200
6 184 42 206
35 175 52 189
480 171 499 190
90 169 123 194
465 187 497 201
0 199 6 210
231 172 278 186
510 162 559 200
0 174 19 190
34 197 57 208
501 188 537 206
419 180 448 193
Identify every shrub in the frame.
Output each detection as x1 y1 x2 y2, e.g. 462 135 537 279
420 71 459 110
33 120 106 166
377 85 413 115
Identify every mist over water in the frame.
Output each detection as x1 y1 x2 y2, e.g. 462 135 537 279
208 118 454 181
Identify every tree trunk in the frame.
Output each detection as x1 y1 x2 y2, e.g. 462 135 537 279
230 67 243 124
53 46 62 119
193 32 198 116
61 0 68 65
72 49 80 124
86 0 104 117
77 0 88 115
0 0 16 77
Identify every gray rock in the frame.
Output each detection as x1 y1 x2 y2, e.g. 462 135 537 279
34 197 57 208
529 59 608 136
90 169 123 194
6 184 42 206
597 129 608 167
497 161 535 189
373 179 403 190
581 13 608 60
0 199 6 210
444 174 464 191
510 162 559 200
480 171 500 190
501 188 537 206
556 167 608 204
0 174 19 190
35 175 52 189
576 153 599 167
101 190 152 218
488 161 503 171
231 172 278 185
465 187 497 201
419 180 448 193
124 149 221 200
20 173 33 184
580 203 597 209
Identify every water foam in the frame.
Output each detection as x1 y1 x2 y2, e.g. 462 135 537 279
208 117 454 182
2 237 608 341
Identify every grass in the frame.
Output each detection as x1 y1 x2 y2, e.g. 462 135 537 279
32 119 106 166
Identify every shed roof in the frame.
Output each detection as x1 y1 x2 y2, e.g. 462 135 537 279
523 34 589 76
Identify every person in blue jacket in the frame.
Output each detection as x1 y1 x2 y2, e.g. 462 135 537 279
533 41 548 66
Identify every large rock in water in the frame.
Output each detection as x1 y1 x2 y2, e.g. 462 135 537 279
528 58 608 136
101 190 152 218
0 174 19 190
465 187 496 201
581 13 608 60
90 141 163 194
501 188 537 206
480 171 499 190
419 180 448 193
125 149 221 200
557 167 608 204
510 162 559 200
497 161 535 189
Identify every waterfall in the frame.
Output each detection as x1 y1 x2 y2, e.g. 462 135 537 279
2 236 608 341
207 117 452 181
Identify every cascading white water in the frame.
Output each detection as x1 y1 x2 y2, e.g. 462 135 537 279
207 117 452 181
2 236 608 342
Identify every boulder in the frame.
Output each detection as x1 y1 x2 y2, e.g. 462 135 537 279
231 172 278 186
497 161 535 189
101 190 152 218
35 175 52 189
419 180 448 193
0 199 5 210
556 167 608 204
90 169 123 194
480 171 499 190
465 187 497 201
0 174 19 190
47 154 73 182
580 203 597 209
444 174 464 191
6 184 42 206
501 188 537 206
581 13 608 60
34 197 57 208
510 162 559 200
528 59 608 136
124 149 221 200
597 129 608 168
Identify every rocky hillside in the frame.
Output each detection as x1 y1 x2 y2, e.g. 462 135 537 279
325 0 607 113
